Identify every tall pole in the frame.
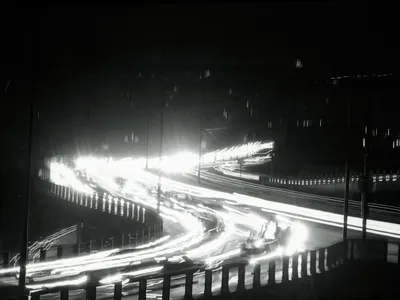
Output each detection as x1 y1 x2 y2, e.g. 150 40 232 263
361 112 369 240
19 103 35 297
342 102 351 241
197 116 203 185
145 120 150 170
157 110 164 214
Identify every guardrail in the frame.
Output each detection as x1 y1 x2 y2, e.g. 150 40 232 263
260 171 400 190
39 180 154 226
29 238 399 300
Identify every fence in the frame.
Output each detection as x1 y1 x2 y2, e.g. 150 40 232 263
39 180 153 225
29 238 399 300
260 170 400 189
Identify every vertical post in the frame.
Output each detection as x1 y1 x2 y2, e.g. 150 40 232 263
282 256 289 282
57 246 63 259
221 266 229 295
39 248 46 262
184 271 193 300
204 269 212 297
237 264 245 291
157 110 164 214
318 248 325 272
197 116 203 185
310 250 317 275
292 254 299 279
86 285 96 300
301 251 308 277
343 102 351 241
162 275 171 300
253 263 261 289
19 102 34 298
138 279 147 300
145 120 150 170
114 282 122 300
362 115 369 240
268 258 276 284
60 288 69 300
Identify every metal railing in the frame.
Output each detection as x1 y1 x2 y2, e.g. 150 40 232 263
29 239 399 300
39 180 152 224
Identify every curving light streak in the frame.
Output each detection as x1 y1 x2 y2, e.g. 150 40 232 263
99 266 164 285
26 275 88 290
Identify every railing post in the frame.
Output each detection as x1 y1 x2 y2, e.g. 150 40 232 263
398 243 400 264
310 250 317 275
327 246 333 270
292 254 299 279
114 282 122 300
383 240 388 262
162 274 171 300
282 256 289 282
268 258 276 284
237 263 245 292
184 271 194 300
204 269 212 297
301 251 308 277
57 246 63 259
40 248 46 262
60 288 69 300
318 248 325 272
86 284 96 300
253 263 261 289
31 293 40 300
138 279 147 300
221 265 230 295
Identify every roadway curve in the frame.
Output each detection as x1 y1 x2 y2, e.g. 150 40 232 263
2 142 399 300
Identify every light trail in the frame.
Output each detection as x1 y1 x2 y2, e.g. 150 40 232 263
12 139 400 295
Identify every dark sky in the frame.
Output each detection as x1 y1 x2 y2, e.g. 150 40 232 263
3 2 397 88
1 2 397 153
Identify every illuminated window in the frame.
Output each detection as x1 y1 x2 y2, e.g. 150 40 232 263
268 121 272 128
303 120 306 127
246 100 249 108
319 119 322 127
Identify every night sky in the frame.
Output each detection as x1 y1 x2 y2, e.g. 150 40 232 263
1 2 397 162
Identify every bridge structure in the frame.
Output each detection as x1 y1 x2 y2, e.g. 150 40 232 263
24 238 400 300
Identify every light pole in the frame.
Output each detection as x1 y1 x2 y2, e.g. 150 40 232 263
361 110 370 240
145 120 150 170
342 101 351 241
197 116 203 185
19 103 35 298
157 109 164 214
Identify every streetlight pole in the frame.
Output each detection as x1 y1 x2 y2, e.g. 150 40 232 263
361 110 370 240
342 101 351 241
19 103 35 298
157 109 164 214
145 120 150 170
197 116 203 185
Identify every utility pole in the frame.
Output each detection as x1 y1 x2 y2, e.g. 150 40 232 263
145 120 150 170
19 103 35 298
157 109 164 214
361 110 370 240
197 116 203 185
342 101 351 241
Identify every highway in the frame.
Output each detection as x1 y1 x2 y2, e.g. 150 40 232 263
1 142 399 299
